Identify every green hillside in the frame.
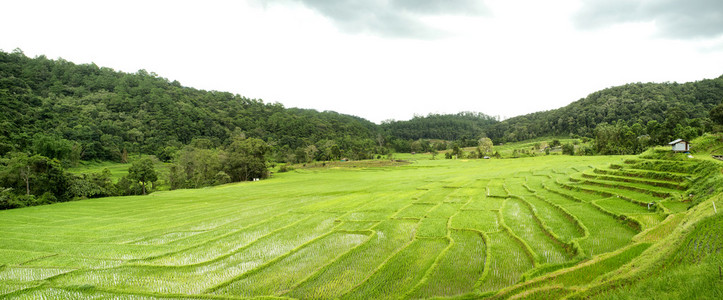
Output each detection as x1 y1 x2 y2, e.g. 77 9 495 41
3 49 723 162
380 112 499 141
384 78 723 150
0 50 382 163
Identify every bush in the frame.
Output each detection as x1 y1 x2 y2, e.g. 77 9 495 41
562 143 575 155
579 146 595 156
214 171 231 184
116 176 143 196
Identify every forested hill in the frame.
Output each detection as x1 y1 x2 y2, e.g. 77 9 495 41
380 112 499 141
2 49 722 162
487 78 723 144
0 50 381 162
383 77 723 149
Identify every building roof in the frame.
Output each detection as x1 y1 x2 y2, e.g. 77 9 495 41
668 139 686 145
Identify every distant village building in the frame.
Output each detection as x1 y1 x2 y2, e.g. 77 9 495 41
669 139 690 152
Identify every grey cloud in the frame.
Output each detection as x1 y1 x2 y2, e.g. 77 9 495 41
266 0 489 39
574 0 723 39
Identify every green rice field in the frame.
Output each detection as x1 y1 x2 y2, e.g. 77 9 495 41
0 154 706 299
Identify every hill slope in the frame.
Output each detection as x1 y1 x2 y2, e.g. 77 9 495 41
2 49 722 161
381 79 722 147
488 79 723 143
0 50 381 162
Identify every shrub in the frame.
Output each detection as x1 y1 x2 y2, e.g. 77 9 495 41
562 143 575 155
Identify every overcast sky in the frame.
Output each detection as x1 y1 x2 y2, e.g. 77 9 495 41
3 0 723 123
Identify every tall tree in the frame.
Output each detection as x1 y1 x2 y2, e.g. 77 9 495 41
478 137 494 155
224 137 270 182
127 158 158 195
711 102 723 126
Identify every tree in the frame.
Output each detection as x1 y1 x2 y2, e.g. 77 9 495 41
127 158 157 195
224 137 270 182
452 145 462 158
711 102 723 126
0 153 71 205
562 143 575 155
478 137 494 154
410 140 422 153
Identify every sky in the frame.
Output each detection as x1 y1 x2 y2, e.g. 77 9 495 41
2 0 723 123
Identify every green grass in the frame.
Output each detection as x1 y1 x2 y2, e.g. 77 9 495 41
67 158 171 184
502 198 571 264
66 160 133 182
417 218 449 238
478 230 534 292
451 210 499 232
213 232 370 297
409 230 486 298
521 195 585 243
340 238 449 299
1 153 719 298
288 219 418 299
594 253 723 299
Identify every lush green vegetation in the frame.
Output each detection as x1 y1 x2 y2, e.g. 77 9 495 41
487 79 723 144
2 49 723 298
380 112 499 141
2 143 721 298
4 48 722 161
0 49 384 164
2 50 723 209
383 78 723 153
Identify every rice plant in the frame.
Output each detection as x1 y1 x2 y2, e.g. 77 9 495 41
0 154 685 298
409 230 486 298
339 238 449 299
502 198 571 264
478 230 534 292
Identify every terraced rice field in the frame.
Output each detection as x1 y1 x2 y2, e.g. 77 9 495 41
0 155 698 298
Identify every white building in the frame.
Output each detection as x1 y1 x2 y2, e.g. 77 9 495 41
668 139 690 152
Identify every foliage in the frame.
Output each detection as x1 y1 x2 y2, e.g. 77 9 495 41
0 153 71 207
486 79 721 144
710 101 723 125
224 136 270 182
0 50 382 163
562 143 575 155
126 157 158 195
168 137 270 189
478 137 494 155
3 49 721 165
67 168 116 198
381 112 498 141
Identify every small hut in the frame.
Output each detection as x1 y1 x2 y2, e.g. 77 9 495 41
668 139 690 152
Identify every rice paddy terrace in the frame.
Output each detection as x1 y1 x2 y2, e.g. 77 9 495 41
0 155 720 299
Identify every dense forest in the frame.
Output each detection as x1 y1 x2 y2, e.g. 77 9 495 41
487 79 723 145
1 49 723 208
0 49 383 164
385 80 723 152
385 79 723 155
3 49 722 160
380 112 499 141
